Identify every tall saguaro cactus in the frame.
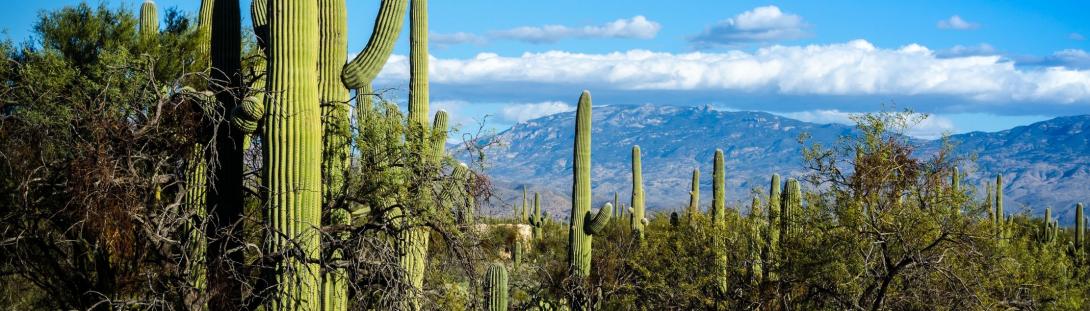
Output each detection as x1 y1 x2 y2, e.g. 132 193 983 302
484 263 509 311
317 0 351 308
568 91 613 282
712 150 725 223
688 168 700 222
631 145 646 239
711 149 728 294
766 174 781 282
263 0 322 308
205 0 246 308
781 179 802 242
1077 203 1085 249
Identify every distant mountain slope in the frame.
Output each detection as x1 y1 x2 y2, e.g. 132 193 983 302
471 105 1090 225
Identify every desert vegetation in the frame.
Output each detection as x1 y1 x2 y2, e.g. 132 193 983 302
0 1 1087 310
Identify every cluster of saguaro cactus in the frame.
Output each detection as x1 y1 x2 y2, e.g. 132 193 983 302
568 90 612 290
1040 207 1059 245
484 263 509 311
631 145 646 240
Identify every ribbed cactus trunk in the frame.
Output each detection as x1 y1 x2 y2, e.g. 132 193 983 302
484 263 509 311
781 179 802 243
530 193 543 240
995 175 1004 244
263 0 322 308
765 174 781 282
399 1 432 307
749 194 763 285
631 145 645 240
1077 203 1085 249
521 188 528 223
688 168 700 222
317 0 350 309
568 91 612 310
205 0 246 308
712 149 727 295
139 0 157 40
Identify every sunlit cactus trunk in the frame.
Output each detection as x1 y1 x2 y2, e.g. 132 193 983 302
711 149 727 294
263 0 322 308
780 178 802 243
484 263 509 311
631 145 645 240
749 194 764 285
317 0 351 308
568 90 612 310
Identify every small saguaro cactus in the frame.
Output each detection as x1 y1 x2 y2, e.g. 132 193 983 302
521 188 529 223
513 241 522 269
995 175 1004 227
631 145 646 240
139 0 157 40
484 262 509 311
688 168 700 222
951 167 960 193
528 193 544 240
568 91 613 282
1041 207 1056 244
781 178 803 242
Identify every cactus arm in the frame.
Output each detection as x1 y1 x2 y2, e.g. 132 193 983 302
584 203 613 235
431 110 449 155
341 0 408 89
139 0 158 40
407 0 429 126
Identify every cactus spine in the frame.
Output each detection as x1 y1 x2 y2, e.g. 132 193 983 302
263 0 322 308
139 0 157 40
484 263 509 311
631 145 646 240
688 168 700 222
568 90 612 282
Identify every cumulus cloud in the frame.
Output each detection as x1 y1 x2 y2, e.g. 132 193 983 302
936 43 997 58
937 15 979 30
689 6 809 47
778 109 955 139
377 40 1090 105
490 16 661 43
1018 49 1090 69
431 32 487 46
499 101 575 123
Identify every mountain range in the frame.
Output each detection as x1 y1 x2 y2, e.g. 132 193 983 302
461 104 1090 225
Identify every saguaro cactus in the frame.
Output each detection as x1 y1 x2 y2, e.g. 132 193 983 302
521 188 529 223
139 0 157 40
781 179 802 241
712 149 725 223
766 174 781 282
529 193 544 240
484 263 509 311
263 0 323 308
1077 203 1085 249
688 168 700 222
711 149 727 294
568 91 613 280
631 145 646 240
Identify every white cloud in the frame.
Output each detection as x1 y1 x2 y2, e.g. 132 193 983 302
937 43 997 58
937 15 979 30
490 16 661 43
431 32 487 46
377 40 1090 104
1018 49 1090 69
690 6 809 47
499 101 575 123
778 109 955 139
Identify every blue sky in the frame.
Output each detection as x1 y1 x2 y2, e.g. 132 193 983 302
3 1 1089 138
